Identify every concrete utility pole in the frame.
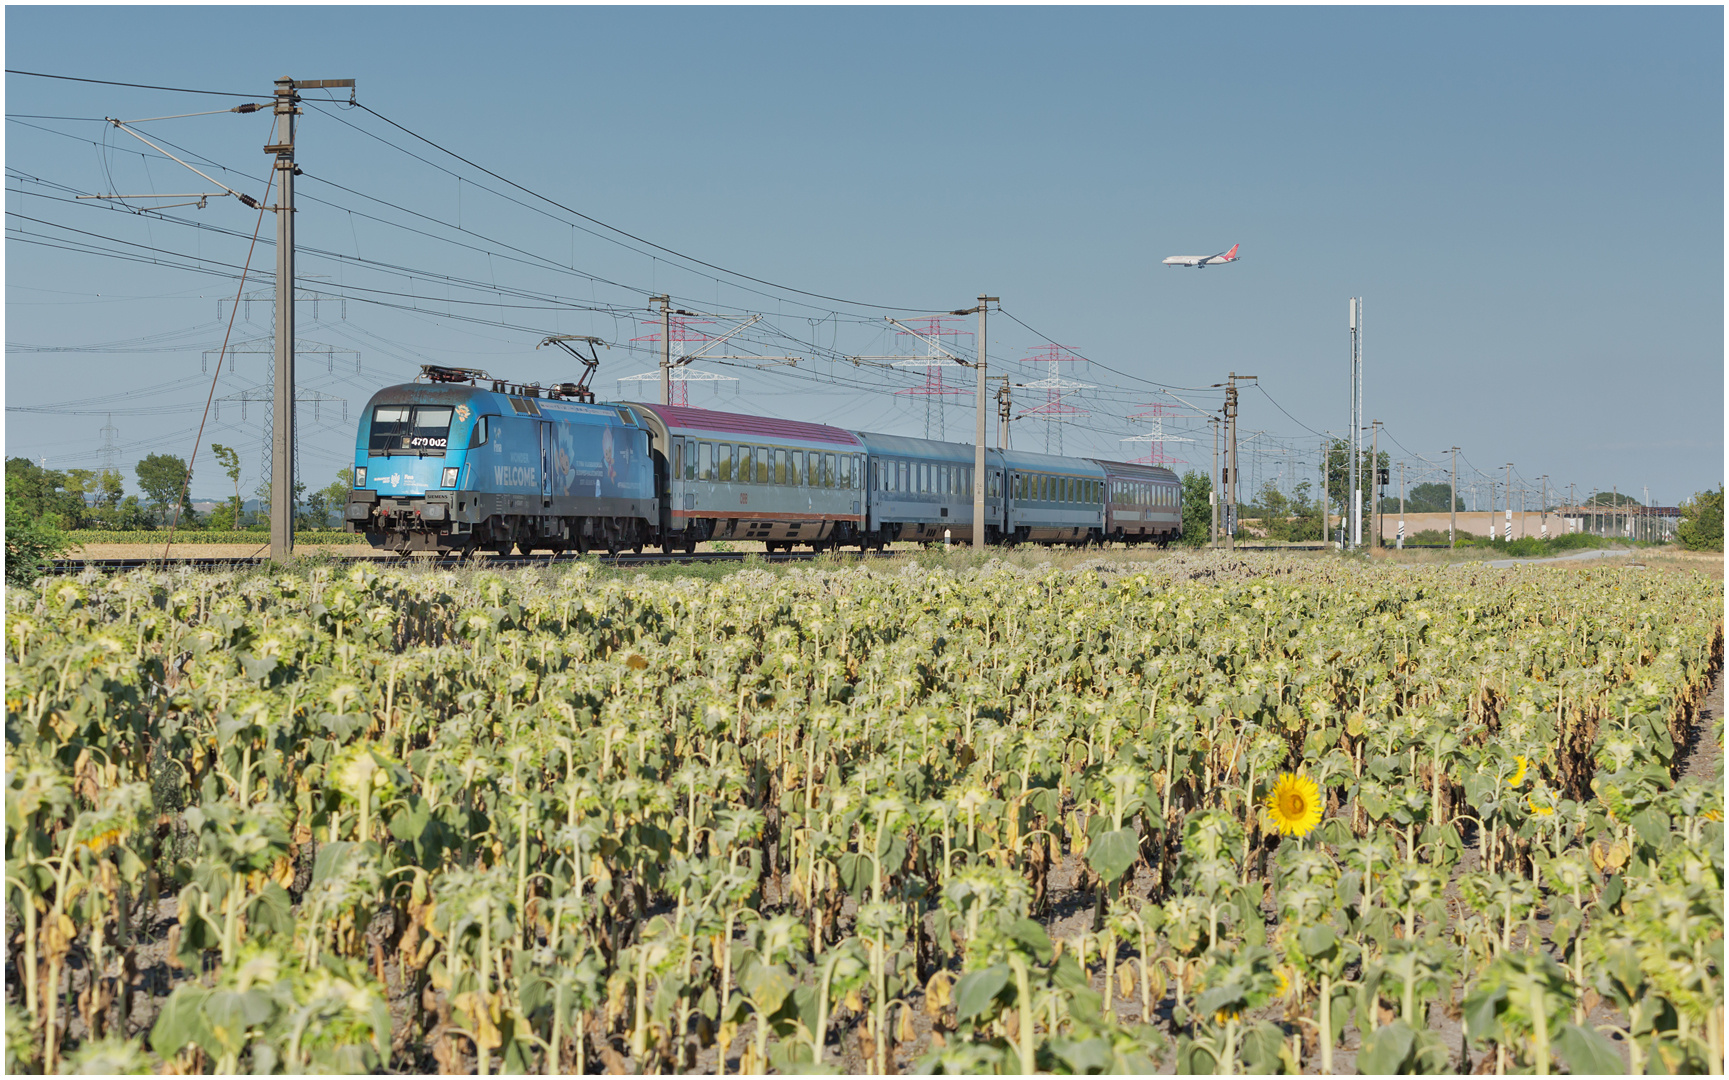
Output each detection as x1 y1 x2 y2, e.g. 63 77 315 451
993 376 1012 449
650 295 672 405
949 297 997 550
266 75 353 562
1348 298 1364 549
1397 460 1406 549
1223 373 1256 549
1569 482 1575 535
1211 418 1221 548
1504 463 1514 542
1370 420 1381 549
1449 447 1460 548
1540 476 1549 538
1323 436 1334 546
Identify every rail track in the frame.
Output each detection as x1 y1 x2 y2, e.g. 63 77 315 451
46 549 841 575
47 543 1456 575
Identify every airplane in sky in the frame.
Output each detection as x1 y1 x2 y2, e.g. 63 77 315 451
1162 243 1240 269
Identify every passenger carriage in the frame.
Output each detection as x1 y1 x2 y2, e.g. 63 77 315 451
631 403 866 552
856 432 1006 546
1091 459 1183 545
1000 449 1107 545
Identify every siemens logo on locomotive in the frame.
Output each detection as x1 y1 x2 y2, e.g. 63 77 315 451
492 465 537 486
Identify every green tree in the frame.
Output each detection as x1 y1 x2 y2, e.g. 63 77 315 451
110 495 154 531
1379 481 1462 514
1179 470 1213 547
4 490 71 585
211 444 244 526
303 469 353 530
1585 490 1642 507
1250 480 1292 541
1324 439 1390 529
1286 478 1324 541
4 457 87 528
1676 485 1723 552
135 453 194 525
96 469 125 511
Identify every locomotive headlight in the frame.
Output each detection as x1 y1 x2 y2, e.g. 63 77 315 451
442 466 460 488
353 467 367 486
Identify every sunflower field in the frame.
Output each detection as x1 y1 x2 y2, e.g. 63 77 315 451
4 552 1722 1074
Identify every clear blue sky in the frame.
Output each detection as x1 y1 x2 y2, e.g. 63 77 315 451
6 6 1722 507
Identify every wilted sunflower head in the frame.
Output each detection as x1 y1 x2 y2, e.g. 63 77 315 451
1509 755 1529 786
1266 773 1323 838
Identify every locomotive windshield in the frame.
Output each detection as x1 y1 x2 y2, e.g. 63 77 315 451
369 404 454 455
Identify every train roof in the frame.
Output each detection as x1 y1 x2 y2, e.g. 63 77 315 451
1088 459 1182 483
631 403 862 448
998 447 1107 477
361 383 633 426
851 431 980 463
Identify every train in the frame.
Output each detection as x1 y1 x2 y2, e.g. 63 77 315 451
343 366 1183 554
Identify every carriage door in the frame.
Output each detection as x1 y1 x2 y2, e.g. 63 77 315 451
539 422 553 506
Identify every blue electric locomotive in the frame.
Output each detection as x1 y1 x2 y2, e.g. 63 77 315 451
345 367 656 554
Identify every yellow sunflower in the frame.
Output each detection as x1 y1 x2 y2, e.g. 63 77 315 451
1266 772 1323 838
1526 793 1555 817
1507 753 1535 787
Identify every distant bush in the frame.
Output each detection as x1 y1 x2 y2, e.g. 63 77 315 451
1400 529 1612 556
6 516 72 586
1677 486 1723 552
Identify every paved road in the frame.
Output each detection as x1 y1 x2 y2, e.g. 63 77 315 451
1486 548 1634 569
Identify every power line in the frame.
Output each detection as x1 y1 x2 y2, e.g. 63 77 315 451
1255 382 1327 438
5 68 271 100
347 100 949 315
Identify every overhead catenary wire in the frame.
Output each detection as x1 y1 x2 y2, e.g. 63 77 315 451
345 100 951 316
5 68 272 99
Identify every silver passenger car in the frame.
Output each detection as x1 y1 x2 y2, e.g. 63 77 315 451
856 432 1006 545
633 403 866 551
1001 448 1107 544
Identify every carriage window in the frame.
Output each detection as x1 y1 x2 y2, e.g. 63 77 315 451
467 415 490 448
698 442 714 482
770 449 784 485
838 454 851 489
823 453 835 488
717 444 733 482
